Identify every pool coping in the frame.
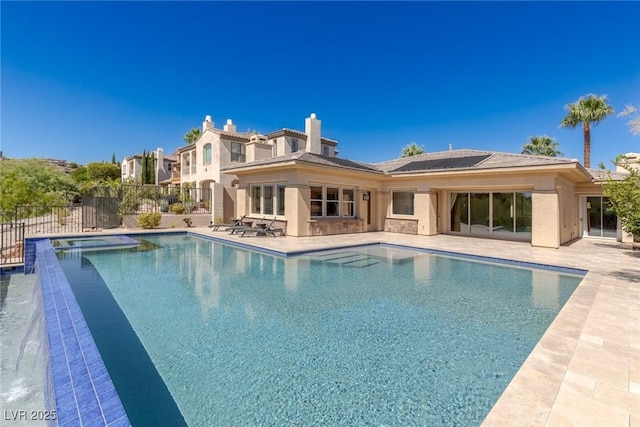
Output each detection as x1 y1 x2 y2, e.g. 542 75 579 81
189 231 588 276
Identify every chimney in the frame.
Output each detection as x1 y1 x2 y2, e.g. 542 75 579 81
448 143 453 151
155 148 165 184
223 119 237 133
203 115 215 132
305 113 321 154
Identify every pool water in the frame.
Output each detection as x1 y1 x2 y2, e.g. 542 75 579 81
51 235 140 251
56 234 583 426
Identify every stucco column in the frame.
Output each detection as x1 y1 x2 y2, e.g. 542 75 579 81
211 183 224 223
236 187 247 220
285 185 310 237
416 191 438 236
531 190 560 248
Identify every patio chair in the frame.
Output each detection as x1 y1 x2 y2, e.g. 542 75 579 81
226 217 259 234
209 215 246 232
240 218 285 237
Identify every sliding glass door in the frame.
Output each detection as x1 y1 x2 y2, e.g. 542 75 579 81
450 191 532 241
584 196 617 238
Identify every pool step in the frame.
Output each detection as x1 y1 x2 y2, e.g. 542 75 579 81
312 251 382 268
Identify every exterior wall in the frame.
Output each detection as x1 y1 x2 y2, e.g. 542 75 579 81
531 191 560 248
246 142 272 163
223 151 620 248
285 185 310 237
556 177 580 244
121 157 141 182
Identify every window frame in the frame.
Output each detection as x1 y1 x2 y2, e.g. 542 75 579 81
391 190 415 216
310 184 357 218
231 142 246 162
291 138 299 153
250 183 286 217
203 143 212 165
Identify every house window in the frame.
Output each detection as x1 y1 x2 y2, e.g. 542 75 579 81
263 184 274 215
342 188 355 217
251 185 261 214
167 163 172 171
250 183 286 216
291 138 299 153
322 145 330 156
310 184 356 218
272 140 278 157
277 184 286 215
310 185 323 217
231 142 246 162
392 191 415 215
203 144 212 165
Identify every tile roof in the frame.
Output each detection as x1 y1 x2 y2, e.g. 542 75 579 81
223 152 382 174
586 168 628 182
264 128 339 145
376 149 579 174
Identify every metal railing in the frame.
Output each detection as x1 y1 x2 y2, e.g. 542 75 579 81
14 205 82 235
0 223 25 265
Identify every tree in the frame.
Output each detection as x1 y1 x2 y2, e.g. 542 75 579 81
111 153 117 164
401 143 425 157
183 128 202 145
560 94 615 168
521 135 563 157
140 151 155 185
603 166 640 242
0 159 79 221
86 162 121 182
618 104 640 135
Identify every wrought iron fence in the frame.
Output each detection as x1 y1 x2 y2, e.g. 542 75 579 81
0 185 213 265
14 205 83 235
0 223 25 265
99 184 212 216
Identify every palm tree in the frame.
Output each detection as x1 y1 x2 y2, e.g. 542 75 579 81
560 94 615 168
521 135 563 157
183 128 202 145
618 104 640 135
401 143 425 157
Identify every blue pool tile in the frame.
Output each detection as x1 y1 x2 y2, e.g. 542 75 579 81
70 374 95 397
34 239 131 427
76 389 100 414
99 395 124 414
107 415 132 427
56 399 81 425
103 406 129 425
80 406 104 426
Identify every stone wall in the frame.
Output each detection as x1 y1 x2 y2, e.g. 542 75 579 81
384 218 418 234
308 219 365 236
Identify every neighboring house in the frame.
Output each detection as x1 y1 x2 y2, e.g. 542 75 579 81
175 113 338 222
121 149 175 184
222 129 629 248
615 152 640 173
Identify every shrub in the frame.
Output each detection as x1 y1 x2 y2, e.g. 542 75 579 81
170 203 185 214
138 212 161 229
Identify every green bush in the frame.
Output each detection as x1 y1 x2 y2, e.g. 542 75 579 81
137 212 161 229
170 203 185 215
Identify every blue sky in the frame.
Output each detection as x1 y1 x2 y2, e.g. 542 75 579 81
2 1 639 168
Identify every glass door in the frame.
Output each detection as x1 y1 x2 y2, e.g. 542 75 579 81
585 196 617 238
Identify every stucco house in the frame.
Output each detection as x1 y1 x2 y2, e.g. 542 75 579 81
176 113 339 221
121 148 175 184
217 114 629 248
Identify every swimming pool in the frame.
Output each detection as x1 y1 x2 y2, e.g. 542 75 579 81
56 234 583 426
